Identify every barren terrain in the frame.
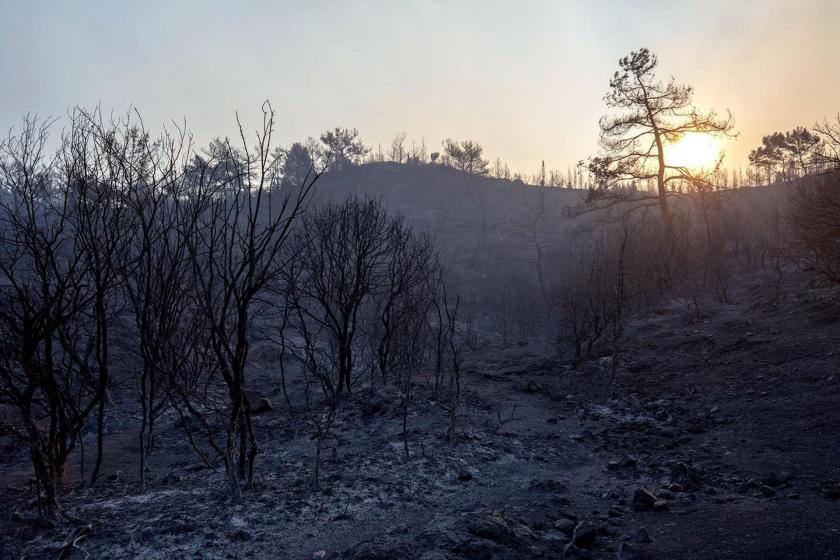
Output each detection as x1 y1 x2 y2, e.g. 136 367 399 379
2 272 838 559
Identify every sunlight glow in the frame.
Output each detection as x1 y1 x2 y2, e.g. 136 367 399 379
665 133 723 171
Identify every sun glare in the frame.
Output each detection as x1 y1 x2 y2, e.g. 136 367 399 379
665 133 723 170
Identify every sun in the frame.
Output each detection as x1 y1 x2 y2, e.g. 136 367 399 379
665 133 723 170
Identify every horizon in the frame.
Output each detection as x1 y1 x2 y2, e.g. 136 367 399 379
2 1 839 176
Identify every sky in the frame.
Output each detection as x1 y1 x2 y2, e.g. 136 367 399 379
1 0 839 174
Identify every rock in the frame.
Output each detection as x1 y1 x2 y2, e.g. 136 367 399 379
420 508 536 555
632 488 658 511
160 472 182 485
658 426 678 438
457 470 473 482
554 518 576 535
524 380 542 393
653 500 669 511
635 527 652 544
686 420 706 434
341 540 417 559
597 523 617 536
572 521 596 547
668 461 703 491
530 479 568 493
628 361 644 373
228 528 251 541
252 397 273 414
759 485 777 497
548 495 572 507
763 471 792 487
563 542 582 558
543 529 570 543
608 455 637 471
621 455 638 468
360 391 401 417
312 551 327 560
618 542 643 560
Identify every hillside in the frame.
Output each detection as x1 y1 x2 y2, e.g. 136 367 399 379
312 163 584 225
2 269 838 559
313 163 587 338
3 162 839 560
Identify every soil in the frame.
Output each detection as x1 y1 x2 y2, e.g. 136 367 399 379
1 274 839 559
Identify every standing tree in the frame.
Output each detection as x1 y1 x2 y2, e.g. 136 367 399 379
814 114 840 170
789 172 840 283
389 132 407 164
106 120 195 494
278 142 318 194
588 48 734 236
319 127 370 170
186 103 318 501
0 116 101 518
442 139 489 175
67 109 132 487
748 127 821 182
293 197 393 396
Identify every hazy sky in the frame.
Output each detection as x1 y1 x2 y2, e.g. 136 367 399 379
2 0 839 174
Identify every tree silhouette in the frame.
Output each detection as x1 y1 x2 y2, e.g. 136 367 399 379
319 127 370 170
442 139 489 175
814 114 840 169
588 48 734 235
749 127 821 182
279 142 317 191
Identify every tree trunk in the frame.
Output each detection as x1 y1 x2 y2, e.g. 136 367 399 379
31 443 60 519
138 432 146 494
313 437 322 489
225 451 243 503
337 343 353 395
535 242 547 303
656 161 675 239
225 400 243 502
90 291 109 486
402 392 410 460
90 398 106 486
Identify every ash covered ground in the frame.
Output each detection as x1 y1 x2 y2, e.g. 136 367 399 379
2 276 839 560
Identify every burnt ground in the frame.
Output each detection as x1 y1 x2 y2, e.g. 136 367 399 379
1 274 839 559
